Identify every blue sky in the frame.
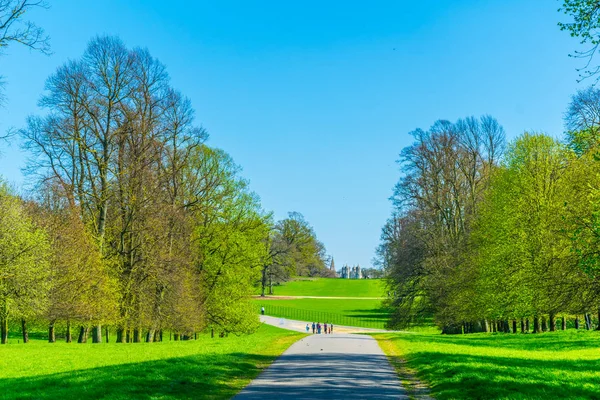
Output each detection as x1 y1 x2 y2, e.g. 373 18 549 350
0 0 584 269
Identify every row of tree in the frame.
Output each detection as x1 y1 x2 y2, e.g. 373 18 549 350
378 89 600 333
0 35 330 344
377 0 600 334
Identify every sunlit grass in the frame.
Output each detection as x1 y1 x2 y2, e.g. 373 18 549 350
260 278 387 297
253 298 390 328
374 330 600 399
0 324 305 399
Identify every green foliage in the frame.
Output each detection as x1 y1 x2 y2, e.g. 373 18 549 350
381 117 600 331
189 147 269 334
0 182 50 334
0 324 304 399
559 0 600 80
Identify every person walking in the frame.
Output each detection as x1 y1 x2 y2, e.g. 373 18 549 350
317 322 321 334
329 323 333 334
324 322 328 335
312 322 316 334
260 306 265 315
306 324 310 333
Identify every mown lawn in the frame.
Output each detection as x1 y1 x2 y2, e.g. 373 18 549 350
374 330 600 399
253 298 391 329
0 324 305 400
261 278 386 297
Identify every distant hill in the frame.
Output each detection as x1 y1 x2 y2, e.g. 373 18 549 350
266 278 387 297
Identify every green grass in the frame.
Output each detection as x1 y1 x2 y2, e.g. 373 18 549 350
254 298 391 329
262 278 387 297
374 330 600 399
0 324 305 400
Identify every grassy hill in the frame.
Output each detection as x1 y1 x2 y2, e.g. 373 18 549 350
265 278 387 297
255 278 391 328
253 298 390 328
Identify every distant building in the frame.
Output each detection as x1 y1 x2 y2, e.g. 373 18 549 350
340 264 363 279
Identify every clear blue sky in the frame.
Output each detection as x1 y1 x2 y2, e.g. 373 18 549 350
0 0 584 269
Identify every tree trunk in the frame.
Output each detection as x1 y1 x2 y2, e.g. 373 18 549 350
66 320 72 343
126 329 131 343
562 316 567 331
0 314 7 344
211 328 214 338
512 320 517 333
597 308 600 331
92 324 102 343
133 328 142 343
48 322 56 343
77 326 89 343
549 313 556 332
21 319 29 343
146 329 155 343
105 326 109 343
525 318 530 332
174 333 180 341
585 313 592 330
484 319 490 333
0 302 7 345
154 330 161 342
575 316 580 329
261 266 267 297
520 318 525 333
541 316 547 332
533 316 541 333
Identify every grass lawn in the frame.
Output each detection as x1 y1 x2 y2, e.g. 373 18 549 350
374 330 600 399
0 324 305 400
253 298 391 329
262 278 386 297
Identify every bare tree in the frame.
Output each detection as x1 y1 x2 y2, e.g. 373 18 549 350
0 0 50 106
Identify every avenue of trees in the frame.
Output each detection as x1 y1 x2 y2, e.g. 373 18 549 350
377 0 600 335
0 33 330 344
378 99 600 333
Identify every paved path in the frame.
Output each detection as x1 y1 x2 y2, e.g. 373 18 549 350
259 315 390 334
234 318 408 400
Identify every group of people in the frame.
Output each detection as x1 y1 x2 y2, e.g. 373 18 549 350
306 322 333 334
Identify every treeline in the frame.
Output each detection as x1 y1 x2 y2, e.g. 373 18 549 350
378 93 600 333
0 36 329 344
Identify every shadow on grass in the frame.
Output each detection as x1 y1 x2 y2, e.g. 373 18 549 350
346 307 392 321
0 352 276 400
400 330 600 352
403 350 600 400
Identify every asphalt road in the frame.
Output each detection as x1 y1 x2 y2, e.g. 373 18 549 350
234 331 408 400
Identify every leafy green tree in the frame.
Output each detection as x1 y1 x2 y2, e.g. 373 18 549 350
0 182 50 344
559 0 600 81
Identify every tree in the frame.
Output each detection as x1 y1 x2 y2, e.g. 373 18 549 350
565 86 600 155
559 0 600 81
32 183 118 343
0 181 50 344
0 0 50 105
20 35 268 342
260 212 328 296
382 115 506 331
